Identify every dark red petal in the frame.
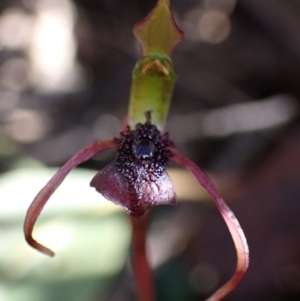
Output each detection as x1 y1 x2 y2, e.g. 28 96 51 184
90 163 176 217
24 139 117 256
139 170 176 207
90 163 133 212
170 148 249 301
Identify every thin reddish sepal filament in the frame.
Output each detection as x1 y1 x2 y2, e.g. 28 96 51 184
24 139 117 257
170 148 249 301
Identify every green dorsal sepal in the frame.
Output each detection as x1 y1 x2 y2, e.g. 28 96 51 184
128 52 177 130
133 0 183 56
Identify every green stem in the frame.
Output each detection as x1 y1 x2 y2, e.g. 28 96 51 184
128 52 177 130
131 212 155 301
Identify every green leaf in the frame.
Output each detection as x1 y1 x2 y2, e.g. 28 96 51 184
133 0 183 56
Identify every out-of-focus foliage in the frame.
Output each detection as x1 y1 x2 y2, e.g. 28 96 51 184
0 166 131 301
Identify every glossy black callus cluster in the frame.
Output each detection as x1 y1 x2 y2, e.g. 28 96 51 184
90 115 176 217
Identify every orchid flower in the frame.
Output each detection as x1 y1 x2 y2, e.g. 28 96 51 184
24 1 249 300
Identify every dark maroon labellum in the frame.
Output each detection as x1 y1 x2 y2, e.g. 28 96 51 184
90 113 176 217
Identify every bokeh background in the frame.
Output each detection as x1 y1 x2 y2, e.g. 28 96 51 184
0 0 299 300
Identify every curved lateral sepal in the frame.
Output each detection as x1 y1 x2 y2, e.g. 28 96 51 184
23 139 117 257
170 148 249 301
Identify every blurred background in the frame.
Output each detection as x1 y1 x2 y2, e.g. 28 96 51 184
0 0 299 300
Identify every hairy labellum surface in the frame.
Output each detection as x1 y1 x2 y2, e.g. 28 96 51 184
90 115 176 217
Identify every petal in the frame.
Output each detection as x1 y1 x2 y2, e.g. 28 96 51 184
139 170 176 207
171 148 249 301
90 163 133 213
24 139 117 256
90 163 176 217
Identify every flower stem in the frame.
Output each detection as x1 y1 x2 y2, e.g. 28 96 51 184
131 212 155 301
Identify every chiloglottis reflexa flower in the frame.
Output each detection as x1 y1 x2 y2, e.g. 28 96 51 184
24 1 249 300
